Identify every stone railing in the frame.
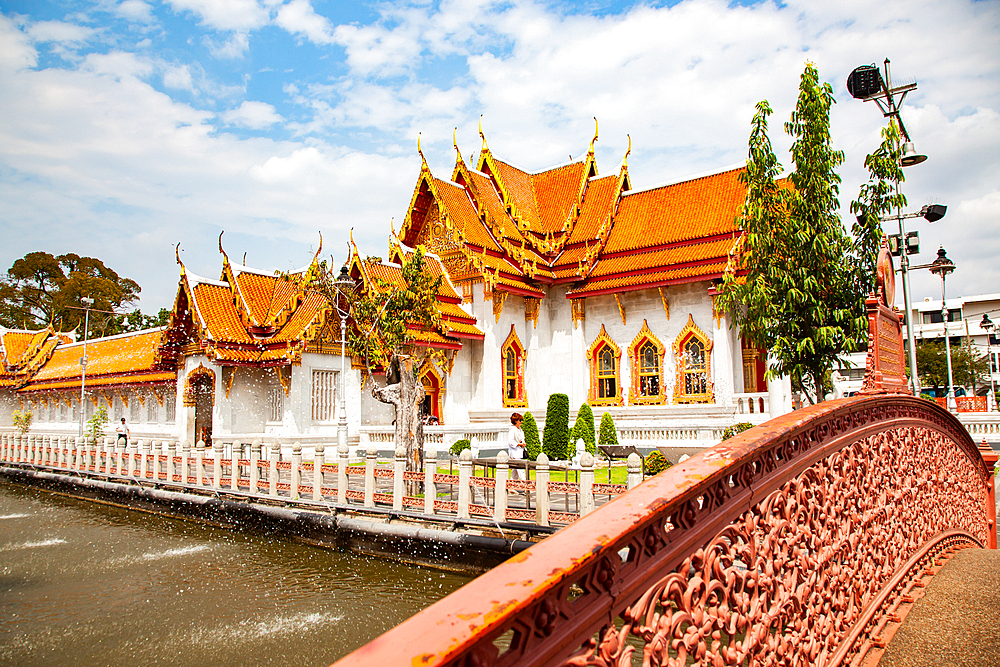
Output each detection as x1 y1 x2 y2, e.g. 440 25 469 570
359 425 506 450
957 410 1000 442
0 432 643 528
331 395 997 667
733 391 770 422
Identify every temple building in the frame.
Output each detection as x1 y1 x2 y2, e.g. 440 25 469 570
2 127 794 450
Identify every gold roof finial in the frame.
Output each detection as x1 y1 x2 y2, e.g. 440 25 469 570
417 132 427 167
478 115 488 152
623 134 631 169
390 216 396 237
588 117 598 156
175 243 185 275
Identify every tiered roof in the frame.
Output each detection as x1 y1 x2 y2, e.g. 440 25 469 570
0 327 68 388
348 239 483 350
19 328 174 393
163 238 331 367
399 126 746 300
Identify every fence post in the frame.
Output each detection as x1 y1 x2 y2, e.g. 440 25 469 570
626 452 643 489
179 440 189 484
424 447 437 515
250 439 261 496
337 443 349 504
229 441 240 491
363 446 377 508
195 441 205 486
269 441 280 497
41 435 49 466
312 443 325 501
393 445 405 511
291 443 302 499
71 436 80 471
495 451 509 523
580 452 595 516
212 441 223 488
535 452 550 526
458 448 472 519
137 439 148 479
114 437 124 475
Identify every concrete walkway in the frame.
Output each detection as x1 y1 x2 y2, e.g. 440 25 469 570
880 548 1000 667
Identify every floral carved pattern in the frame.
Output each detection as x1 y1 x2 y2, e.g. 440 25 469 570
564 425 988 667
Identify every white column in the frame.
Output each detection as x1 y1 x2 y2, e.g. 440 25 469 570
626 452 643 489
713 311 734 407
364 446 377 508
423 448 437 515
212 441 223 488
393 446 406 511
269 441 280 497
458 449 472 519
313 444 325 501
580 452 595 516
195 441 205 486
291 443 302 499
495 451 509 523
337 443 349 504
250 439 261 496
535 452 549 527
230 441 241 491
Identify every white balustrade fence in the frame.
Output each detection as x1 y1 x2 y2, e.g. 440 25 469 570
0 430 646 528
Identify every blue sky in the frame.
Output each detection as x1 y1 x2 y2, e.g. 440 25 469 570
1 0 998 314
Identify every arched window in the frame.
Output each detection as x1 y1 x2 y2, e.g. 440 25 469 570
500 325 527 408
418 362 445 424
587 324 622 406
628 320 666 405
673 315 714 404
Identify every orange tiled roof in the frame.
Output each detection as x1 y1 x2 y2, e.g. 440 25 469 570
400 133 748 300
1 327 71 388
568 261 729 297
19 329 173 392
233 269 298 326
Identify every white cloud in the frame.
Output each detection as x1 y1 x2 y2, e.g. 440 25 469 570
26 20 95 45
223 100 283 128
205 30 250 59
274 0 335 45
166 0 270 32
163 64 194 91
115 0 156 24
0 16 37 71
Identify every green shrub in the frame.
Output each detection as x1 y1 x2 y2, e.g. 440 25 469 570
449 439 471 456
542 393 569 460
86 405 109 444
645 450 670 475
721 422 754 441
598 411 618 448
523 412 541 461
570 403 596 455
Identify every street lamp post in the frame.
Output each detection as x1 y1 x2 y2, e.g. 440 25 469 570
78 297 94 437
849 58 938 396
981 313 996 412
331 265 355 452
929 247 957 412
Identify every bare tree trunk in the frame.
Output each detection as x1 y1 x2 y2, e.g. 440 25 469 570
372 353 425 495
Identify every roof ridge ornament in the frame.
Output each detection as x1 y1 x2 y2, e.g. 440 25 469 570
417 132 427 169
479 115 488 153
588 117 598 156
623 134 631 170
175 243 185 276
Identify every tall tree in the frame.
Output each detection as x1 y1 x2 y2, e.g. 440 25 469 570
718 63 869 403
308 246 442 481
916 340 989 396
0 251 140 337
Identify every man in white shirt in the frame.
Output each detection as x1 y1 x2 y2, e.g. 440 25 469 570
507 413 525 480
115 418 129 447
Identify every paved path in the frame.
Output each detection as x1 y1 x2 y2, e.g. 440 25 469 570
880 548 1000 667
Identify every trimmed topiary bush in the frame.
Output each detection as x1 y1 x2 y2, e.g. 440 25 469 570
645 450 670 476
449 439 471 456
721 422 754 441
523 412 541 461
570 403 596 455
542 393 569 461
598 411 619 448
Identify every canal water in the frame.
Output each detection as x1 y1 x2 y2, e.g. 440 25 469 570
0 481 473 666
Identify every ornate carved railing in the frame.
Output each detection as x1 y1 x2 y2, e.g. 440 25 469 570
333 395 997 667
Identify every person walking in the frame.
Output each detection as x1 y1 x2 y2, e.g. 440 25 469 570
507 413 526 480
115 417 129 447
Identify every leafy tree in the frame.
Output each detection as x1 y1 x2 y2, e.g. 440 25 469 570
850 119 906 295
916 340 989 396
721 422 754 441
598 411 619 448
542 393 569 461
570 403 596 455
307 246 442 483
0 252 140 337
116 308 171 333
645 451 671 476
522 412 541 461
718 63 869 404
12 409 32 435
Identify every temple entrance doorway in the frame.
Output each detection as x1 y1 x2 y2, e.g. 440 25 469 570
185 366 215 445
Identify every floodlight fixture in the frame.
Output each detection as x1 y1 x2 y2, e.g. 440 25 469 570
920 204 947 222
900 142 927 166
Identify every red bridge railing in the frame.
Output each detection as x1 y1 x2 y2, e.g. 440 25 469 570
333 395 997 667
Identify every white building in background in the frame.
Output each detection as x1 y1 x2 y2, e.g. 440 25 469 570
3 129 804 459
899 292 1000 400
